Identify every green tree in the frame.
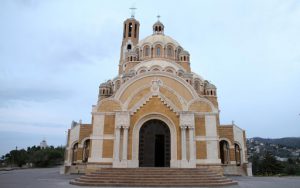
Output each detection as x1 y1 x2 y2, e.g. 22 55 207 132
9 149 28 167
250 154 261 175
260 151 283 175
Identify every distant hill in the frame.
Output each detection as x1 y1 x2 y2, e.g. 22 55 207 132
251 137 300 148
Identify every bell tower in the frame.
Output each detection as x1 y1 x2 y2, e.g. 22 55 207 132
119 7 140 74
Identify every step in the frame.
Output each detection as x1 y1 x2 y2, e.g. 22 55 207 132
70 181 238 187
80 175 225 179
70 167 238 187
89 172 219 176
73 178 235 185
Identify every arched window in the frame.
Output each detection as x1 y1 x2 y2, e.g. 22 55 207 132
167 47 173 57
159 26 161 31
166 69 173 74
128 23 132 37
130 56 133 61
184 56 186 61
139 69 146 74
194 80 200 92
235 144 241 166
127 44 132 50
211 90 213 95
145 46 150 57
156 47 161 57
82 139 90 163
134 24 137 38
220 140 230 164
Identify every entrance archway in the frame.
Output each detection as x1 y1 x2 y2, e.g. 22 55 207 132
220 140 230 164
139 119 171 167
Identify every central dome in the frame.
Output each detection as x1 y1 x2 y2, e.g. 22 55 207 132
137 34 180 48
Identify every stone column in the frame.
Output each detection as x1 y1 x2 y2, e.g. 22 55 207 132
114 111 130 168
180 112 195 167
122 127 128 161
113 126 121 162
181 126 187 161
188 127 196 163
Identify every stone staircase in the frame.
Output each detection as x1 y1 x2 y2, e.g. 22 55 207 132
70 167 238 187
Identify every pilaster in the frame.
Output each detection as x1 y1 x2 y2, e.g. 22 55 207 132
113 111 130 168
89 113 105 162
204 115 221 164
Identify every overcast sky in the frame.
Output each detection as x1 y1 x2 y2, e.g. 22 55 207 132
0 0 299 156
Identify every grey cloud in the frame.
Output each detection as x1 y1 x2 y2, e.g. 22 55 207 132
0 88 71 106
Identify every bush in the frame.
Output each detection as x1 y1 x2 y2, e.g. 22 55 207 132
2 146 65 168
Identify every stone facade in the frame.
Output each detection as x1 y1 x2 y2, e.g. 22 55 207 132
64 15 251 176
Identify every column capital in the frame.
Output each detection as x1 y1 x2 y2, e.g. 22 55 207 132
188 126 194 130
180 125 188 129
180 111 195 129
181 123 187 162
115 111 130 128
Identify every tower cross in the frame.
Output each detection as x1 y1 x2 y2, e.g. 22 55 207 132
129 6 136 18
157 14 161 21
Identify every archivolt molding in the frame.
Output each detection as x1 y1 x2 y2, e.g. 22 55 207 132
95 98 124 112
129 92 152 114
80 137 91 146
123 81 187 111
187 97 218 113
70 140 79 149
114 72 199 101
123 84 151 110
129 92 180 115
158 93 180 114
162 84 187 110
234 141 243 148
219 137 233 147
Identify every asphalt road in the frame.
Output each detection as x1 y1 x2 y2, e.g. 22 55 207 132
0 167 300 188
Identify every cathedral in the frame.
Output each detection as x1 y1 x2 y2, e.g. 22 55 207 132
64 13 252 177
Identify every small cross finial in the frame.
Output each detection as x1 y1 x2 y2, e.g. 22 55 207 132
157 14 161 21
129 6 136 18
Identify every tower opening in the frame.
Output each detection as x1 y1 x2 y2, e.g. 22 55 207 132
128 23 133 37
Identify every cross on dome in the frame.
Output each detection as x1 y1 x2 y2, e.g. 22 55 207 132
129 6 136 18
153 15 164 34
157 15 161 21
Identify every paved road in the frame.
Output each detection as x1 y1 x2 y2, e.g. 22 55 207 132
0 167 300 188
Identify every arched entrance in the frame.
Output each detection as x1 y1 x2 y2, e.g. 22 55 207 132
234 143 241 166
220 140 230 164
139 119 171 167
